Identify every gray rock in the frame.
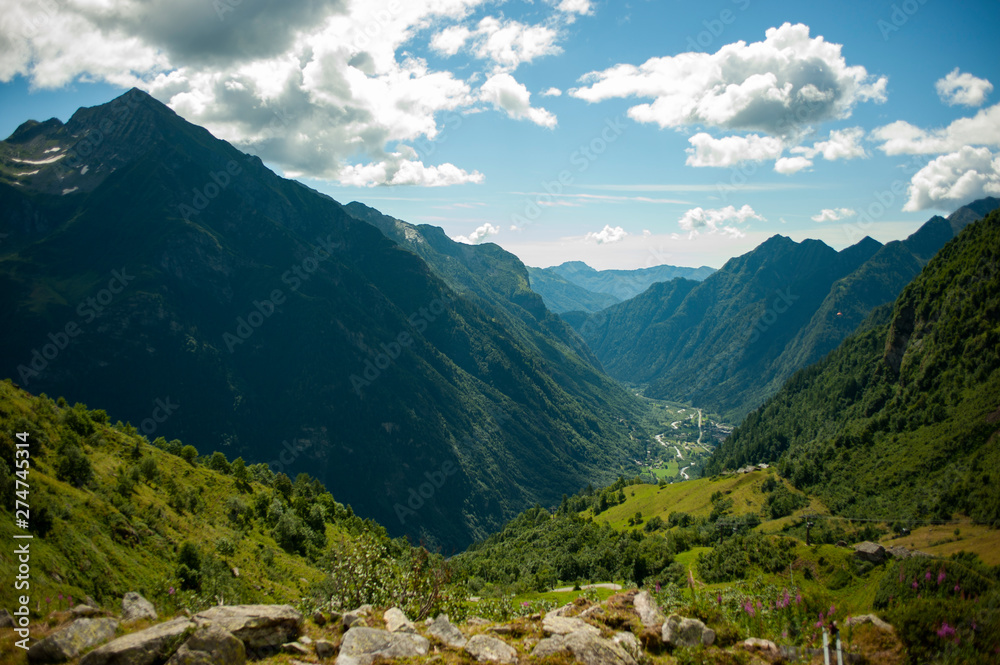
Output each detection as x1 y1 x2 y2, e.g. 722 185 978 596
886 545 911 559
0 609 14 628
854 541 886 564
463 634 517 663
194 604 301 650
382 607 415 633
613 631 643 661
466 616 491 626
121 592 157 623
312 611 328 627
843 614 894 632
281 642 310 656
342 605 372 628
662 614 715 648
335 626 429 665
532 632 637 665
633 590 664 627
739 637 781 659
70 605 106 619
299 635 313 645
427 614 467 649
27 618 119 664
165 625 245 665
314 639 336 659
80 617 195 665
542 614 600 636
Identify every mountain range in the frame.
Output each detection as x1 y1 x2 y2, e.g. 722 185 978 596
0 89 648 550
571 198 999 420
527 261 715 314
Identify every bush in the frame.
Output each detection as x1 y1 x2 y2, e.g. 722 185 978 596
55 444 93 488
180 445 198 464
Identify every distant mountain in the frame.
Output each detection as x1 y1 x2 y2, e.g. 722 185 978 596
705 210 1000 526
0 89 647 550
526 261 715 313
573 199 998 420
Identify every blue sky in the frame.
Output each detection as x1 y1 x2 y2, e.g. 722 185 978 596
2 0 998 269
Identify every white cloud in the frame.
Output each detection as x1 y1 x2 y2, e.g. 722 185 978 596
685 133 784 167
435 16 562 72
453 222 500 244
871 103 1000 155
793 127 866 161
480 73 557 128
541 87 563 97
811 207 856 222
936 68 993 107
570 23 887 136
774 156 813 174
584 225 629 244
555 0 593 15
338 152 484 187
903 146 1000 212
678 204 763 237
430 25 473 57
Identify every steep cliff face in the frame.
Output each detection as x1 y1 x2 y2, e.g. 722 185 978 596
883 302 915 376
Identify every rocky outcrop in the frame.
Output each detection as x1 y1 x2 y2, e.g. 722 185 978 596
194 604 301 649
27 618 119 664
464 634 517 663
739 637 781 659
633 591 664 627
426 614 467 649
844 614 894 632
336 626 429 665
542 614 600 636
853 542 886 564
532 631 637 665
662 615 716 648
165 625 245 665
383 607 415 633
342 605 372 629
80 617 195 665
122 592 157 623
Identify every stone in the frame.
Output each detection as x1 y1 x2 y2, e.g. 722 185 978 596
70 605 106 619
853 541 886 564
633 591 664 627
427 614 467 649
0 609 14 628
546 603 575 618
80 617 195 665
886 546 911 559
463 634 517 663
531 632 637 665
299 635 312 645
342 605 372 628
336 627 429 665
165 625 245 665
739 637 781 659
281 642 310 656
466 616 491 626
844 614 894 633
314 639 336 659
542 614 600 636
27 618 119 664
121 592 157 623
194 604 302 650
612 631 643 662
662 615 715 648
312 611 328 627
382 607 415 633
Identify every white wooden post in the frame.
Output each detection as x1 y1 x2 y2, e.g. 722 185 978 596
823 630 831 665
836 636 844 665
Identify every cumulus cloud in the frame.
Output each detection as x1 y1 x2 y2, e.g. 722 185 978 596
774 156 813 174
541 87 563 97
480 73 557 128
584 225 628 244
871 103 1000 155
811 207 856 222
431 16 562 71
685 133 784 167
678 204 763 237
1 0 579 186
936 68 993 107
453 222 500 244
570 23 887 136
792 126 866 161
903 146 1000 212
555 0 593 15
